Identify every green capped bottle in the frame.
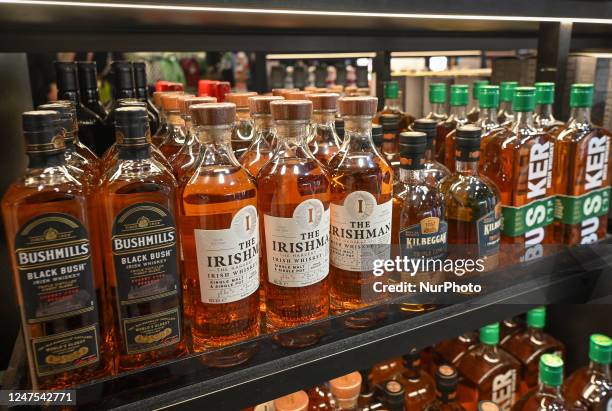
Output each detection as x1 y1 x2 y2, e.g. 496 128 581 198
374 80 414 131
534 82 564 134
468 80 490 122
440 84 469 168
426 82 449 122
498 81 518 126
513 354 568 411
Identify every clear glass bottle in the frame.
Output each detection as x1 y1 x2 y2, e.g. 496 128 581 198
374 80 414 131
242 96 283 178
456 323 521 411
502 307 566 395
411 118 451 183
226 92 258 158
257 100 331 346
563 334 611 411
498 81 518 127
133 60 161 134
441 85 469 168
152 91 184 147
179 103 260 365
159 93 187 159
426 82 449 123
423 364 466 411
467 80 490 123
513 354 568 411
308 93 342 164
328 96 393 323
534 82 564 134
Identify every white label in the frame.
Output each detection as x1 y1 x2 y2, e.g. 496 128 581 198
491 369 517 411
195 205 259 304
264 198 330 287
330 191 392 272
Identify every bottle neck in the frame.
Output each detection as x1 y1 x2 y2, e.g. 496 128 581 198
167 111 185 128
114 88 135 101
499 101 513 113
456 158 479 176
80 88 100 105
450 105 467 120
343 116 376 151
118 144 151 160
275 120 312 147
536 104 555 121
64 130 77 149
512 111 536 133
313 111 336 127
431 102 446 117
135 87 148 101
478 107 498 124
537 382 562 398
425 141 434 161
236 107 251 122
437 389 456 404
196 125 239 166
399 168 425 184
384 97 402 111
588 361 610 378
253 115 275 145
27 151 66 168
58 90 80 105
568 107 592 127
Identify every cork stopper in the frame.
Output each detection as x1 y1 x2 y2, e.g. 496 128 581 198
190 102 236 126
308 93 339 111
285 90 311 100
249 95 284 115
161 92 184 111
272 88 298 97
179 95 215 116
329 371 362 400
154 91 181 108
270 100 312 121
338 96 378 116
274 391 309 411
225 92 258 108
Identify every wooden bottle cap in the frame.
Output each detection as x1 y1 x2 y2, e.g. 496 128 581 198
249 95 284 115
308 93 339 111
161 92 185 110
285 90 311 100
272 88 298 97
190 102 236 126
270 100 312 121
274 391 308 411
338 96 378 116
179 95 215 116
225 91 258 107
329 371 362 399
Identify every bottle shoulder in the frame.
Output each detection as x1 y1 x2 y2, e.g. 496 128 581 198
102 158 177 188
441 172 500 200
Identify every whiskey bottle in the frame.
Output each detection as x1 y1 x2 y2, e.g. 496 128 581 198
426 82 449 123
133 61 161 134
399 349 437 410
99 106 186 371
553 84 611 245
179 103 260 364
411 118 451 183
55 61 108 156
563 334 611 410
481 87 556 265
307 384 333 410
2 110 113 389
370 357 405 385
152 91 184 147
374 80 414 130
371 123 383 154
226 92 258 157
423 365 466 411
467 80 490 123
534 82 564 134
432 332 479 374
498 81 518 127
328 96 393 322
513 354 568 411
241 95 283 177
440 126 501 271
158 93 187 159
440 85 469 167
308 93 342 164
378 380 407 411
170 95 216 181
457 323 521 411
500 317 525 345
274 391 309 411
380 113 402 174
329 371 363 410
76 61 108 119
502 307 565 395
257 100 331 343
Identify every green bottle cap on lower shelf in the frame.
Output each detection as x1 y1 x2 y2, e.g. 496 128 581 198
512 86 536 112
473 80 490 100
589 334 612 365
480 323 499 345
535 82 555 105
384 81 399 99
539 354 564 386
569 84 594 108
450 84 469 106
430 83 447 104
500 81 519 102
527 306 546 328
478 86 500 109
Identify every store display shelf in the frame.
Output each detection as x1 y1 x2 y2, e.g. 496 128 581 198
3 239 610 410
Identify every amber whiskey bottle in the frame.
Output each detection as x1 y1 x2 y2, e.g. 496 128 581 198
513 354 568 411
399 349 437 410
411 118 451 183
133 61 160 134
179 103 260 364
158 93 188 159
327 96 393 320
498 82 518 127
76 61 108 119
308 93 342 164
500 317 525 345
534 83 564 135
258 100 331 342
380 113 402 174
424 365 466 411
441 85 469 167
241 95 283 177
374 80 414 130
2 111 113 389
432 332 479 374
457 323 521 411
426 82 449 123
226 92 258 158
553 84 611 245
55 61 107 156
440 126 501 271
467 80 490 123
563 334 611 410
99 107 186 371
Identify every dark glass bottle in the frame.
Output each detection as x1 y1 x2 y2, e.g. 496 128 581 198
102 61 137 155
55 61 107 156
424 364 466 411
133 61 160 133
399 349 437 410
76 61 107 119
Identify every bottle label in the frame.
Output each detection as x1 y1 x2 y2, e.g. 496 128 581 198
264 199 330 287
330 192 392 272
194 205 259 304
491 368 517 411
554 187 610 224
399 217 448 264
501 196 556 237
477 205 501 257
14 213 97 324
111 202 180 304
122 307 181 354
31 324 101 377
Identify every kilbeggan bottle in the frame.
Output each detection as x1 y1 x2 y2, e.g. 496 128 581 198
99 107 186 371
534 82 564 134
308 93 342 164
179 102 260 365
2 110 113 388
441 84 469 167
498 81 518 127
241 95 283 177
553 84 611 245
467 80 490 123
328 96 393 322
513 354 568 411
258 100 331 345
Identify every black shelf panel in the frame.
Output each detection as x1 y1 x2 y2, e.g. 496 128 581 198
3 240 611 410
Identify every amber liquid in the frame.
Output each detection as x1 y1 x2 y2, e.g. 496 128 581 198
438 114 467 165
370 357 405 385
563 363 611 410
512 386 569 411
399 360 436 410
242 122 276 178
373 104 414 132
432 332 478 375
159 114 186 159
310 114 342 165
1 161 113 389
